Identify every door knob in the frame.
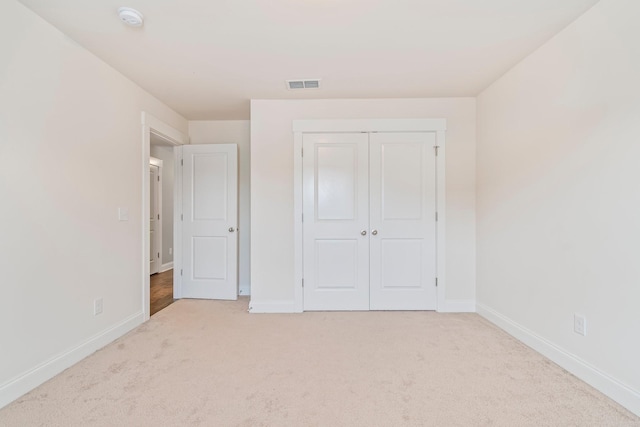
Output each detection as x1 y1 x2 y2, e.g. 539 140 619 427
371 229 378 235
229 227 235 232
361 230 367 236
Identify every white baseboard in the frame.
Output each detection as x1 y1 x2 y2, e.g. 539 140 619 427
160 262 173 272
477 302 640 417
439 299 476 313
0 312 143 409
249 299 475 314
248 300 298 313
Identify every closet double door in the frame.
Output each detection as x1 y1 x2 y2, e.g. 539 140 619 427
303 132 437 311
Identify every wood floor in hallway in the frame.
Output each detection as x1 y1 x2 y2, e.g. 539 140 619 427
150 269 174 316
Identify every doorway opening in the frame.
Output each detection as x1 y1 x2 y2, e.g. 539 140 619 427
141 112 188 321
150 137 176 315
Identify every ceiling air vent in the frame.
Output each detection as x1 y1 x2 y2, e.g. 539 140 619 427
287 79 321 90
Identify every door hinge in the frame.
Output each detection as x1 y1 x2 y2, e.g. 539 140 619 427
180 269 183 276
435 211 438 222
157 252 160 258
302 278 304 287
435 277 438 287
181 159 184 166
435 146 439 156
302 213 304 222
157 176 160 182
157 214 160 220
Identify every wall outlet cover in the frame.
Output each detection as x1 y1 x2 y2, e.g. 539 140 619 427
574 313 586 336
94 298 104 316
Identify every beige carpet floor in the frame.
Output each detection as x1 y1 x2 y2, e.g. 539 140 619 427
1 298 638 426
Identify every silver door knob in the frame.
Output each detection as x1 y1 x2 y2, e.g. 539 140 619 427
229 227 235 232
371 229 378 235
361 230 367 236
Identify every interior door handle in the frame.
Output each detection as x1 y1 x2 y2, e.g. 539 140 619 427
361 230 367 236
229 227 235 232
371 229 378 235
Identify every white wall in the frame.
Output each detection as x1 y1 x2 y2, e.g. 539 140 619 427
150 145 175 267
0 0 187 408
476 0 640 415
250 99 476 309
188 121 251 295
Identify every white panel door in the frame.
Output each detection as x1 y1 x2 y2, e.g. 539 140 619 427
303 133 370 310
182 144 238 300
369 132 437 310
149 165 160 275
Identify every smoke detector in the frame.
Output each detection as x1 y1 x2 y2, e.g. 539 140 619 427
286 79 321 90
118 7 144 27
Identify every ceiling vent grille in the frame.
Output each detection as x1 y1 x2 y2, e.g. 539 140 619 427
287 79 321 90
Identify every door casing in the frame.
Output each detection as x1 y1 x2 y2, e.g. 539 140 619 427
293 119 447 312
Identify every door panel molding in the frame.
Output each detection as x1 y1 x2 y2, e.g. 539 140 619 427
293 119 447 312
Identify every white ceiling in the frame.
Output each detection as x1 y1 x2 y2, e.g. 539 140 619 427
18 0 599 120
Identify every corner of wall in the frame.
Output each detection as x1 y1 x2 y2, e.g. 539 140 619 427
477 302 640 416
0 312 143 409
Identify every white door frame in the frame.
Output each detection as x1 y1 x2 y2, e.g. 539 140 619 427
141 112 188 321
292 119 447 312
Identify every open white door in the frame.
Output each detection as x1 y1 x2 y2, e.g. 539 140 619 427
149 164 160 275
181 144 238 300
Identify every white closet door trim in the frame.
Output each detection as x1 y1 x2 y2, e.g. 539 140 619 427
435 129 446 312
293 119 446 133
293 132 304 312
293 119 447 312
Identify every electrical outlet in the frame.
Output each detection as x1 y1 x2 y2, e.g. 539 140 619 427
94 298 103 316
574 313 586 336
